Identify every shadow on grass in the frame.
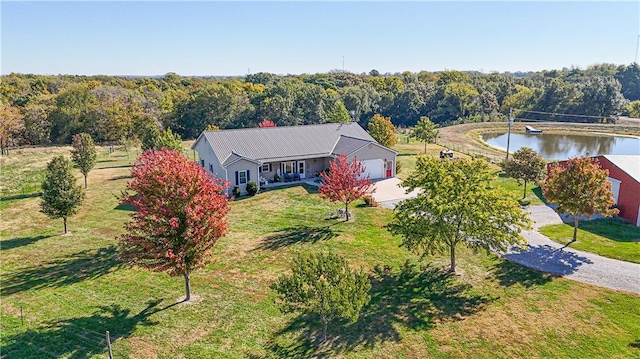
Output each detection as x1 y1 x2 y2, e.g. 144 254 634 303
630 339 640 349
503 244 593 276
531 186 547 204
109 174 132 181
0 192 42 201
254 225 339 251
115 202 135 211
263 262 493 358
96 164 132 170
1 299 168 359
1 246 123 296
578 218 640 244
491 259 553 288
1 235 52 251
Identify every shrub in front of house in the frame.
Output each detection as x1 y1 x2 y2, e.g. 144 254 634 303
232 186 241 197
246 180 258 196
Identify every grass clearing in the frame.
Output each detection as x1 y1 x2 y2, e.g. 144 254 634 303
1 146 639 358
540 218 640 263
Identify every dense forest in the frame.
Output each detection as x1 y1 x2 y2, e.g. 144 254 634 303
1 63 639 151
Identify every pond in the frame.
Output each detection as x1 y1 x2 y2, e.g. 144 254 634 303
480 132 640 160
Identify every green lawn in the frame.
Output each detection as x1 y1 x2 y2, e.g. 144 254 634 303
540 218 640 264
1 146 639 358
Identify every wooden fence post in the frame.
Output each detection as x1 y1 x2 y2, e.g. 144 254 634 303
106 331 113 359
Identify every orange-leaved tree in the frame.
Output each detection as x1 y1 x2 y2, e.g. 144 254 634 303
543 157 618 243
119 149 231 301
257 118 276 127
319 154 374 221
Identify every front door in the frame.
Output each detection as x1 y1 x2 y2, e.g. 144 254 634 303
298 161 306 179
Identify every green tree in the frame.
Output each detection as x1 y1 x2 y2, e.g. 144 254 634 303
411 116 438 153
41 156 85 234
326 101 351 123
367 114 397 148
500 147 546 199
626 100 640 118
579 76 626 122
271 252 371 343
71 133 97 188
155 128 183 151
543 157 619 243
388 157 530 273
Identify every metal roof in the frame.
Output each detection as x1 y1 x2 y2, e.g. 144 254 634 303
201 123 382 165
331 136 370 156
602 155 640 183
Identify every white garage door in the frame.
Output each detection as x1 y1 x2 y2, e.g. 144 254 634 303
362 159 384 179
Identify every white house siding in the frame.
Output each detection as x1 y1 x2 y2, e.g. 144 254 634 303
225 159 259 194
193 135 226 181
349 143 397 178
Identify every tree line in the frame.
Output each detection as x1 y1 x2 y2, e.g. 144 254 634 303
1 63 639 151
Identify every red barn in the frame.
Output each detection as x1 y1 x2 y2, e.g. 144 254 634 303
596 155 640 226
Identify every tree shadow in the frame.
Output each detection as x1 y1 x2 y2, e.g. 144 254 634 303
114 202 135 211
1 299 168 358
503 244 593 276
0 192 42 201
531 186 547 204
253 225 339 251
109 174 132 181
630 339 640 349
1 246 123 296
264 261 493 357
0 235 52 251
490 259 553 288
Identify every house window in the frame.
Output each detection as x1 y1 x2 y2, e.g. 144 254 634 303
200 159 205 167
238 170 247 184
209 164 213 172
284 162 294 174
261 164 270 173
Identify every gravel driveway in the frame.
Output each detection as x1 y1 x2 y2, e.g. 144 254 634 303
379 195 640 294
506 205 640 294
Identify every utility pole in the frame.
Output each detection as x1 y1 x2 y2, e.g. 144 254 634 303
506 108 513 160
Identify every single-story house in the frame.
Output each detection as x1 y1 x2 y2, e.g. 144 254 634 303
596 155 640 226
191 122 397 194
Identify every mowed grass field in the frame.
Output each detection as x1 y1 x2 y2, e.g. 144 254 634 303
1 145 640 358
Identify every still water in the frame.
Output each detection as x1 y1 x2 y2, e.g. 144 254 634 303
480 132 640 160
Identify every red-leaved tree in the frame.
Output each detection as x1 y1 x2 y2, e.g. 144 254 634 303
319 154 374 221
119 149 230 301
257 119 276 127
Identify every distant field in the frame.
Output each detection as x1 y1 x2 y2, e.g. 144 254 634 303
2 144 639 358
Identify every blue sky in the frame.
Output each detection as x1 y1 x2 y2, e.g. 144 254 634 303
2 1 639 76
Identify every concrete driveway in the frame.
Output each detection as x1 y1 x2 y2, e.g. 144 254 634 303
371 178 421 209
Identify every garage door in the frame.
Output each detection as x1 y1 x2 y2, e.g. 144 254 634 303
362 159 384 179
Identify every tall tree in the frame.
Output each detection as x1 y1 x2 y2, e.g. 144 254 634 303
119 149 231 301
0 104 22 155
325 101 351 123
500 147 546 199
579 76 626 122
627 100 640 117
388 157 530 273
411 116 438 153
319 154 374 222
41 156 85 234
70 133 97 188
271 252 371 343
367 114 397 148
543 157 618 243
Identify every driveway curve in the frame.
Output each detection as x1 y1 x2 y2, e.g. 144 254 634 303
376 185 640 293
506 205 640 294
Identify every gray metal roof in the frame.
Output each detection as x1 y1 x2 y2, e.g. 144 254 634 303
201 123 381 165
331 136 370 156
602 155 640 182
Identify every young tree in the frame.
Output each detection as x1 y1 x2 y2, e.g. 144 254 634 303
271 252 371 343
70 133 97 188
119 149 230 301
367 114 397 148
257 118 276 127
500 147 546 199
411 116 439 153
119 135 140 160
319 154 374 221
543 157 618 243
388 157 530 273
326 101 351 123
41 156 85 234
155 128 183 152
